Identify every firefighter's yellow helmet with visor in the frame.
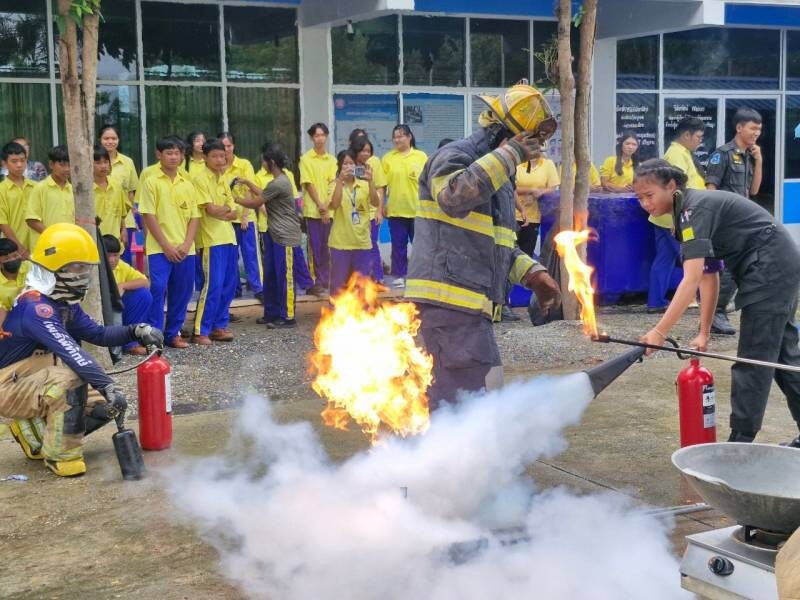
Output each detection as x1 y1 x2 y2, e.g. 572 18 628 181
477 80 558 140
30 223 100 273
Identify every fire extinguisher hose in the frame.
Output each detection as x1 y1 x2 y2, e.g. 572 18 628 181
106 347 161 376
592 333 800 374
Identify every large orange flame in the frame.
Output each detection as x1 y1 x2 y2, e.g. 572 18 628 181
309 275 433 443
554 229 598 338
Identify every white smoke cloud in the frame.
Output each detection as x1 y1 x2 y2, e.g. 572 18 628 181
167 373 688 600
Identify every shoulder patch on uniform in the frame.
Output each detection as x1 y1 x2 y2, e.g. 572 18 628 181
680 208 693 224
681 226 695 242
34 303 54 318
709 153 721 165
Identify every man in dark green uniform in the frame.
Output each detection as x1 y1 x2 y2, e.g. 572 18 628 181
633 159 800 445
704 107 764 336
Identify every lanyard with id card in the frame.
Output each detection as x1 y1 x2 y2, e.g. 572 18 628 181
349 186 361 225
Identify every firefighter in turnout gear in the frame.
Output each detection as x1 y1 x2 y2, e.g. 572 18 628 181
405 82 562 408
0 223 163 476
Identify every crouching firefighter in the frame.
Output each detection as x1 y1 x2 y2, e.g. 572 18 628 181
405 81 562 409
0 223 163 477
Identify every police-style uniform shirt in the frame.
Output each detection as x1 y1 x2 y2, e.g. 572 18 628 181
673 189 800 308
706 140 756 199
0 177 35 250
0 291 134 390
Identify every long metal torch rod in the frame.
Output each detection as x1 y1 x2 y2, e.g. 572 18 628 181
593 333 800 374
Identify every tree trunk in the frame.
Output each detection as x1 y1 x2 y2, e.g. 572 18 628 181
57 1 109 367
557 0 578 321
574 0 597 234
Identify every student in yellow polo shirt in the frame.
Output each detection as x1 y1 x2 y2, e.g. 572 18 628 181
350 131 387 283
191 138 239 345
0 141 35 255
299 122 337 293
25 145 74 250
138 136 201 349
93 145 128 241
382 124 427 287
184 131 207 178
220 131 262 299
600 130 640 193
327 150 380 293
514 146 560 257
102 235 151 356
0 238 27 328
99 124 139 264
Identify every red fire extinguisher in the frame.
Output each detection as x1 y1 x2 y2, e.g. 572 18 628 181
137 350 173 450
676 358 716 447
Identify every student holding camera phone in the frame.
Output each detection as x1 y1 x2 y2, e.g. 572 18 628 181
326 150 380 294
349 131 387 283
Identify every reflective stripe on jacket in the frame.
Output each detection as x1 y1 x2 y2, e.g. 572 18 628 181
405 129 544 318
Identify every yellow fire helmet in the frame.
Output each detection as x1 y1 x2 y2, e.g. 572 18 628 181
477 80 558 140
30 223 100 272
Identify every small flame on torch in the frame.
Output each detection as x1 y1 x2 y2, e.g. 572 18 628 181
309 275 433 444
554 229 598 338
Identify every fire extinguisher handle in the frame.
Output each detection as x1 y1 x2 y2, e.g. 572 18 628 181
665 337 691 359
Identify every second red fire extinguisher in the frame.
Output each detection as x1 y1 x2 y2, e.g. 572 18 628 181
676 358 716 447
137 350 173 450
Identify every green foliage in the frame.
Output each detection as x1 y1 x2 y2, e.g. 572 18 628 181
56 0 102 35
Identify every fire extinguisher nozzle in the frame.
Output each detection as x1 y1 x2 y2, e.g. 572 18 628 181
113 428 146 481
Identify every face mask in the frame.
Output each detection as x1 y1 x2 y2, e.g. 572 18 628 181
51 268 92 304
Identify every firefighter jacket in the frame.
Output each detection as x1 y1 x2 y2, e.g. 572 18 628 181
405 128 545 319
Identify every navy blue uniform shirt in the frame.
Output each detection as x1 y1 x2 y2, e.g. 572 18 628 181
0 291 133 390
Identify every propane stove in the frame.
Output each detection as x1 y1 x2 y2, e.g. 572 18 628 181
680 525 789 599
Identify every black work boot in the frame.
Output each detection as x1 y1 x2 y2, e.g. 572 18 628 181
728 430 756 443
501 305 520 322
711 310 736 335
781 436 800 448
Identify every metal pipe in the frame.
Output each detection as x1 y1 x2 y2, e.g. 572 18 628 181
593 334 800 374
645 502 710 517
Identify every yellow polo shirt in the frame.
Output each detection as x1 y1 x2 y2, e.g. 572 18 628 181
254 168 298 233
192 167 238 248
382 148 428 219
651 142 707 229
94 178 128 240
109 152 138 229
0 262 28 311
0 177 35 251
599 156 634 188
187 157 206 179
327 179 372 250
134 162 187 203
366 155 386 220
112 260 147 285
138 168 200 256
514 158 559 223
298 149 337 219
26 176 74 249
224 155 256 225
560 163 601 188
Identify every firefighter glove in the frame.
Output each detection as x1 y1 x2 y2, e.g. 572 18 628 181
507 131 544 164
132 323 164 348
101 386 128 418
523 269 561 316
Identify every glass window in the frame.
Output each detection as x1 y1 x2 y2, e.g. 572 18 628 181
0 82 52 165
53 0 138 81
616 36 658 89
0 0 49 77
142 2 220 81
470 19 529 88
787 32 800 92
663 28 779 90
402 93 464 156
532 20 579 90
784 96 800 179
57 85 142 170
144 86 222 156
226 87 299 172
331 16 398 86
615 93 658 160
403 16 465 87
224 6 298 83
